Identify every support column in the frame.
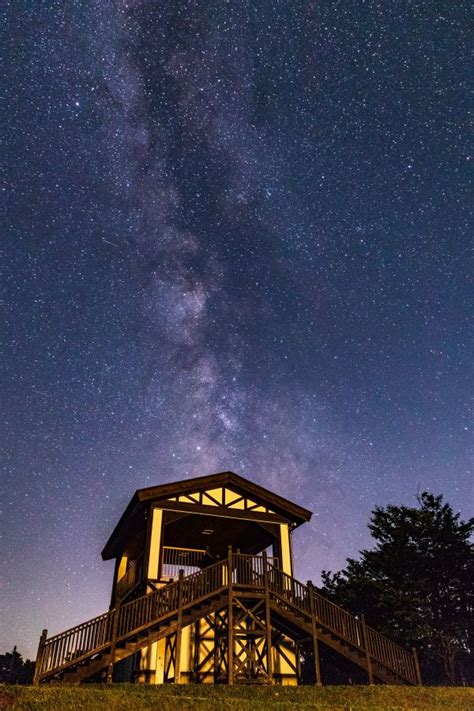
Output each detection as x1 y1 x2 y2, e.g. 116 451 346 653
137 507 164 683
412 647 422 685
106 603 120 684
361 614 373 685
174 569 184 683
262 551 273 684
278 524 293 578
307 581 322 686
146 507 163 580
227 546 234 685
33 629 48 686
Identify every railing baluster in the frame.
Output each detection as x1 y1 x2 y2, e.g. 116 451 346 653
51 639 57 672
52 638 59 671
84 623 90 652
96 617 101 647
55 638 61 671
83 622 90 654
48 640 55 673
58 636 64 669
78 627 84 659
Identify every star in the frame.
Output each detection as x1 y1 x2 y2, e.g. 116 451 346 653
2 0 470 662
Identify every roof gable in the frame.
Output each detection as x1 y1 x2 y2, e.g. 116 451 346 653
162 485 276 514
135 472 310 519
101 471 312 560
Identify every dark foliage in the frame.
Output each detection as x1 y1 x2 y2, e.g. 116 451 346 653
0 647 35 684
321 493 474 685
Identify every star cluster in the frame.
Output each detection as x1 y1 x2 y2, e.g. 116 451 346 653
2 0 471 657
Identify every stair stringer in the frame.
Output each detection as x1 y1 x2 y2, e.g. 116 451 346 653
266 595 408 685
46 592 229 684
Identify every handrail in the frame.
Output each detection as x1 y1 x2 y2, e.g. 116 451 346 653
36 559 227 680
117 558 226 639
366 623 417 680
263 558 416 683
38 611 114 678
35 553 417 684
311 586 363 649
161 546 207 580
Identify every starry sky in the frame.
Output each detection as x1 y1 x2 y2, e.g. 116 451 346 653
2 1 472 659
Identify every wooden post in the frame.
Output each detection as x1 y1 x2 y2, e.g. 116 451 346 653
227 546 234 685
106 604 120 684
307 581 322 686
33 629 48 686
192 620 200 683
361 614 373 685
262 551 273 683
412 647 422 685
109 606 120 683
174 569 184 683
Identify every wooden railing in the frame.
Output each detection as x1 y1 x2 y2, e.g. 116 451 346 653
366 623 418 681
267 565 311 613
116 559 228 640
35 559 228 681
161 546 207 580
262 558 417 683
35 611 114 680
232 552 280 587
312 586 363 649
35 553 419 685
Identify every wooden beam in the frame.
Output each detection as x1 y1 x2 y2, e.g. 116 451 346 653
110 557 121 608
202 490 222 506
262 552 273 683
174 569 184 683
228 546 234 685
361 614 373 685
106 603 120 684
412 647 422 685
273 634 298 674
33 629 48 685
233 599 266 631
146 507 163 580
307 581 322 686
154 501 289 525
164 635 175 682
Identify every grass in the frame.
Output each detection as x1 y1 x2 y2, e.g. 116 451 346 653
1 684 473 711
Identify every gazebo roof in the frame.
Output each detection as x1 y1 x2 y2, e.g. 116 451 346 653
102 471 312 560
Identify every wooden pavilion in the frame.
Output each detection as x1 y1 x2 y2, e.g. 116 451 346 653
33 471 422 686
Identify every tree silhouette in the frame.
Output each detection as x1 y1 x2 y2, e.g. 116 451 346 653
0 647 35 684
321 492 474 684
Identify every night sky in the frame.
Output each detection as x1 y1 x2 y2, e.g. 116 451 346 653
2 1 472 659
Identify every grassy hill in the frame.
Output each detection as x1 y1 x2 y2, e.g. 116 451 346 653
1 684 473 711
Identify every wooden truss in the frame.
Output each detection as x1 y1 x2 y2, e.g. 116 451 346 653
161 558 300 684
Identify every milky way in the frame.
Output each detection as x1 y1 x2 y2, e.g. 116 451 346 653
2 1 471 657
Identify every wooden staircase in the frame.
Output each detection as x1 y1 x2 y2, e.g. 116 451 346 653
34 554 421 686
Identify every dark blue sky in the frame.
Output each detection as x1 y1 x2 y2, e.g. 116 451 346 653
2 0 472 658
